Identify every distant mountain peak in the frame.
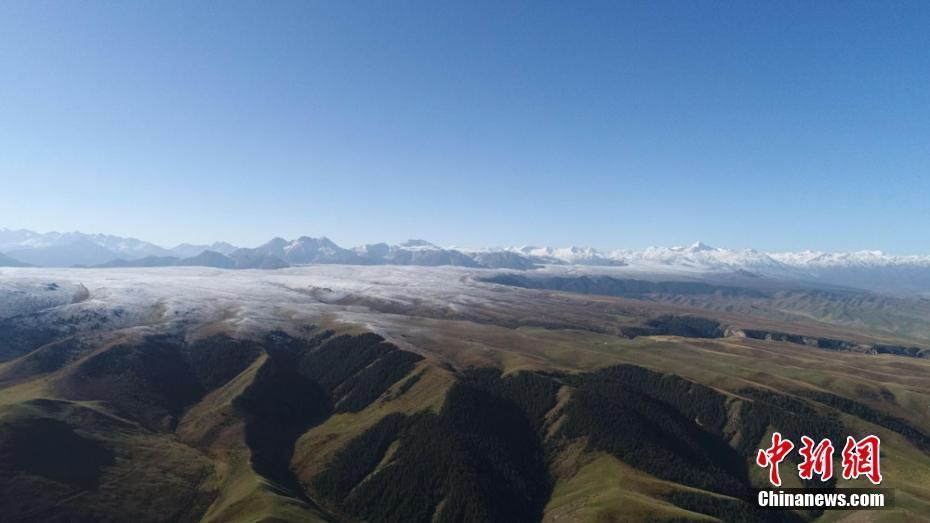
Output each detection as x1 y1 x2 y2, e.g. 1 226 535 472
5 228 930 293
399 239 440 249
686 241 714 252
264 237 289 247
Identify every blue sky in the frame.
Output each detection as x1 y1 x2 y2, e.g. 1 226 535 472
1 1 928 252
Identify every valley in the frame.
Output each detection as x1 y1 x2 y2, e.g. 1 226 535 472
0 265 929 522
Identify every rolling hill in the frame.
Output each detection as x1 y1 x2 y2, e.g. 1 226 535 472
0 265 928 521
0 252 28 267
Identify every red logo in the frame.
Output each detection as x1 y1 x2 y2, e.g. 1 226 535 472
841 435 882 485
797 436 834 481
756 432 794 487
756 433 882 486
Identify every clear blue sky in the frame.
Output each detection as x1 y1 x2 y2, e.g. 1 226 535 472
1 1 928 253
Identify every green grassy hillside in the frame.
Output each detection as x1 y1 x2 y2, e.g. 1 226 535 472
1 273 929 521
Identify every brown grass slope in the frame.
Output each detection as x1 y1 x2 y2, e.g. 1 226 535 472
1 276 930 521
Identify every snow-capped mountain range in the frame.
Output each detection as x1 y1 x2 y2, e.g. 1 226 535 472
2 228 930 292
0 228 237 267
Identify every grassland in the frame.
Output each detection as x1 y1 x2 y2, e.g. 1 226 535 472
1 267 929 521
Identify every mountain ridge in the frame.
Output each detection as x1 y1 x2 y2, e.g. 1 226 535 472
7 227 930 268
4 228 930 292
